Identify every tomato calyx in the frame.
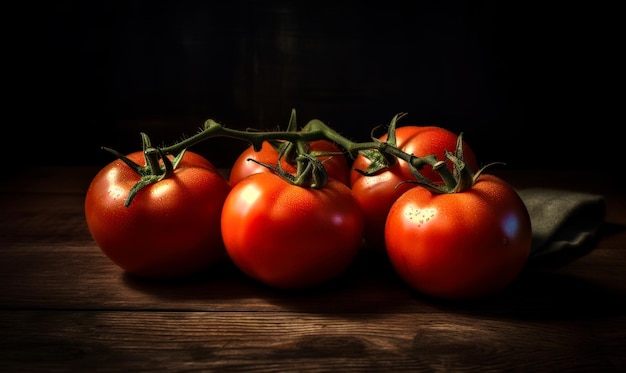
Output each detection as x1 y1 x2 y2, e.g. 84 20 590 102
248 145 330 189
399 133 489 194
236 109 342 189
352 112 502 194
271 109 346 174
351 127 401 176
102 133 187 207
401 135 503 194
353 113 439 177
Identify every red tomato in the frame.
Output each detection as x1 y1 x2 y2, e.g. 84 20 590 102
350 126 479 250
221 172 364 289
229 140 350 186
84 151 232 279
385 174 531 300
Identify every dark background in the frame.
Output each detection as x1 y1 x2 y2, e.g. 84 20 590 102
11 1 618 170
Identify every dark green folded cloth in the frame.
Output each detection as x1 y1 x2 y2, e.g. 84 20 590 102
517 188 606 267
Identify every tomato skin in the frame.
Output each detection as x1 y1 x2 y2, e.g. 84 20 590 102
221 172 364 289
385 174 531 300
350 126 479 250
229 140 350 187
84 151 232 279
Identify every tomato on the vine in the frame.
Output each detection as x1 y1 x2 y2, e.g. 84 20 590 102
229 140 350 187
84 151 232 279
350 125 479 250
221 171 364 289
385 173 531 300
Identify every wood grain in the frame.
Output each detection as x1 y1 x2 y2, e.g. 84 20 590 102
1 311 624 372
1 167 625 372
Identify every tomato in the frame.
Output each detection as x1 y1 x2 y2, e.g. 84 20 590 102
229 140 350 187
350 125 479 250
84 151 232 279
221 172 364 289
385 174 531 300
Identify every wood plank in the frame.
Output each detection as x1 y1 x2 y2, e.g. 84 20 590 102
0 194 93 245
1 238 625 317
1 168 625 315
1 167 625 371
1 311 624 372
0 243 417 312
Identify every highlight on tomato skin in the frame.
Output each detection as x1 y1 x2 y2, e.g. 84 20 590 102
350 125 480 251
384 173 532 300
84 150 232 279
220 171 365 290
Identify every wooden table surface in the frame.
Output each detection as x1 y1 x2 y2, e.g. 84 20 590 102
1 166 625 372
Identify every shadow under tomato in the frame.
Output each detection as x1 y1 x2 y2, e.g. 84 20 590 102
120 222 626 318
411 222 626 320
121 257 275 302
121 248 420 315
418 270 626 321
259 248 419 314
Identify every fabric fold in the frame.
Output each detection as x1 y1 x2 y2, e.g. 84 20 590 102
517 188 606 266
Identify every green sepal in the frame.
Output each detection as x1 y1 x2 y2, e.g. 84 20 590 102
352 147 391 176
352 112 410 176
247 143 329 189
102 132 188 207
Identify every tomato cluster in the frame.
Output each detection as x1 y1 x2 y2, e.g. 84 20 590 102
84 116 532 300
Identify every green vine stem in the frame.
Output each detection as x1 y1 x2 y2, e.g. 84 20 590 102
107 109 483 204
159 110 469 191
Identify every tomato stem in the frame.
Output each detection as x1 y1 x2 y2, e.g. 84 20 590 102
131 109 476 192
144 148 164 176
